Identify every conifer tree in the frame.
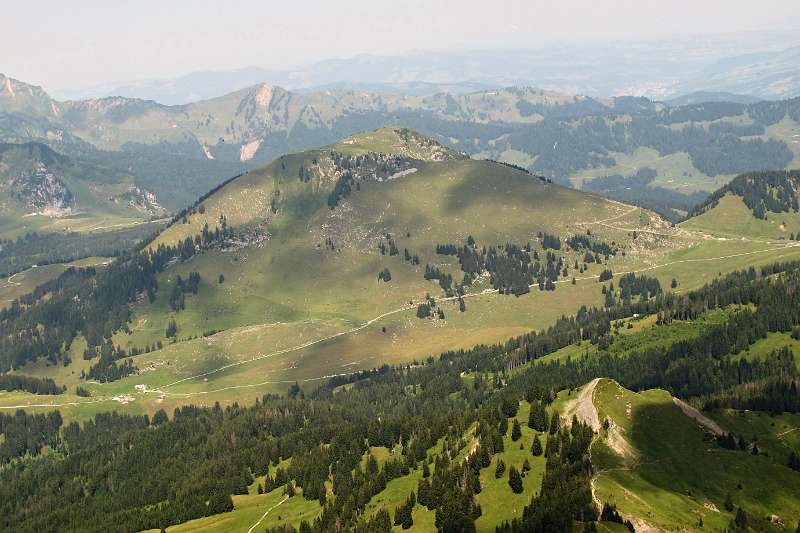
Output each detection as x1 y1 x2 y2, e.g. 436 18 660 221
511 419 522 442
531 435 543 456
549 411 560 434
495 459 506 478
508 466 523 493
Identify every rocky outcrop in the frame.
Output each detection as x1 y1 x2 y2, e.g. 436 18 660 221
114 186 164 216
10 162 74 216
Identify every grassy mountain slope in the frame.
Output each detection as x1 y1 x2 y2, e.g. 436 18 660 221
7 129 800 425
102 128 624 394
590 378 800 531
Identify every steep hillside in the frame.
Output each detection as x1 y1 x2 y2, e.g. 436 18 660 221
589 379 800 531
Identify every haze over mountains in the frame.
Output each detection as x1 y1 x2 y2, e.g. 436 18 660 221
52 35 800 105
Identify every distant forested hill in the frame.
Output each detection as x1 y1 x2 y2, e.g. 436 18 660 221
689 169 800 219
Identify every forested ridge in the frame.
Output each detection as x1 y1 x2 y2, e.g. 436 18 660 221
689 169 800 219
2 259 800 532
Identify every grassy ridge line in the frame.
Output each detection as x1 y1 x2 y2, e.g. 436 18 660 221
589 379 800 530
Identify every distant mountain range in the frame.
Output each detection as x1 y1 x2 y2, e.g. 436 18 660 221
664 91 763 106
51 39 800 105
3 71 800 224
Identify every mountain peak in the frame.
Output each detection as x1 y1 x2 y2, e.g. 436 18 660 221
332 127 466 162
0 73 58 117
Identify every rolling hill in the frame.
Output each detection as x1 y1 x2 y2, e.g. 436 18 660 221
0 128 640 404
4 129 800 419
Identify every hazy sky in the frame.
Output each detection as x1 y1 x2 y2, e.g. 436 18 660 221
4 0 799 91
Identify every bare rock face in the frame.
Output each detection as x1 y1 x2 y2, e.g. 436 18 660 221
113 186 164 216
10 162 74 216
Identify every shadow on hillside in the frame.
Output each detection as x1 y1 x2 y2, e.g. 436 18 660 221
622 400 800 523
441 161 531 213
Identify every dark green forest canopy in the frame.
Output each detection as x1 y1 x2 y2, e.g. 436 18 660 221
2 259 800 532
